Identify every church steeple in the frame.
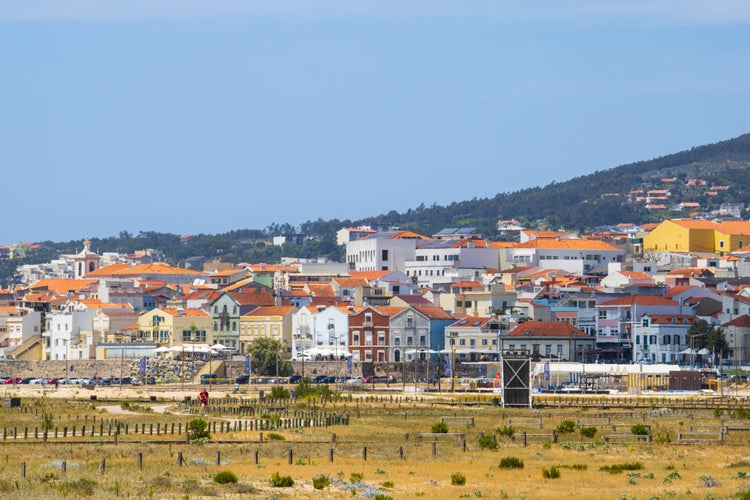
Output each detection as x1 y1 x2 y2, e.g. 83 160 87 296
73 236 101 279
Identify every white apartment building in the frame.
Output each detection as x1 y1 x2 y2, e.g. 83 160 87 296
346 231 428 272
507 238 625 275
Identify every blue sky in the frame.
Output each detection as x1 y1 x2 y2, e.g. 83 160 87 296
1 1 749 244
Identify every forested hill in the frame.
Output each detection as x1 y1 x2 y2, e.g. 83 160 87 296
3 133 750 284
352 133 750 236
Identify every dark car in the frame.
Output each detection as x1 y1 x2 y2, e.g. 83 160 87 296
288 375 302 384
235 375 250 384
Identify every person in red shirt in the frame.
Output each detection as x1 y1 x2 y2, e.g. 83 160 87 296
199 389 209 414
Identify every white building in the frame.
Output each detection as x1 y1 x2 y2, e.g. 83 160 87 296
404 238 499 288
45 302 97 361
346 230 429 272
507 238 625 275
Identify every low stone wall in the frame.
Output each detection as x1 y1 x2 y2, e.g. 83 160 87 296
0 359 202 384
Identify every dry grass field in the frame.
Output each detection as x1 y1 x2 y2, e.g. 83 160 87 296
1 385 750 499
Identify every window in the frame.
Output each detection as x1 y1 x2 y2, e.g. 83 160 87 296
419 335 426 346
459 339 466 346
469 339 476 347
394 336 400 346
481 339 488 346
545 345 552 355
382 249 389 261
353 333 360 345
407 336 413 346
365 332 372 346
378 333 385 345
598 310 606 319
557 345 563 355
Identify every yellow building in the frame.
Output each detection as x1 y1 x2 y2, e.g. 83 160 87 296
644 219 750 255
136 307 211 346
238 305 294 356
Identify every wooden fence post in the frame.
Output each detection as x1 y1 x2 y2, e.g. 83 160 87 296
254 450 259 465
288 450 293 465
177 452 183 466
432 442 437 457
21 462 26 478
216 451 221 465
329 448 334 462
137 453 143 470
99 459 106 474
362 447 367 461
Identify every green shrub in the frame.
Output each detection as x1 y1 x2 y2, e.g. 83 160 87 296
579 426 597 438
270 386 290 400
499 456 524 469
542 466 560 479
374 495 394 500
451 472 466 485
496 425 515 437
478 434 497 450
600 462 644 474
58 478 97 496
266 432 285 441
556 420 576 434
213 471 238 485
380 480 394 488
187 418 210 443
349 472 364 483
312 474 330 490
432 422 449 433
269 472 294 487
631 424 650 436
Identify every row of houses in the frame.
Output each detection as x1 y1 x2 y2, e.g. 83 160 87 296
2 219 750 367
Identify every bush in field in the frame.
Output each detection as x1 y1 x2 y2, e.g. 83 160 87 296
631 424 650 435
269 472 294 487
542 466 560 479
58 478 98 496
270 386 290 400
213 471 238 484
579 426 597 438
349 472 364 483
556 420 576 434
499 456 524 469
497 425 515 437
312 474 331 490
187 418 210 443
478 434 498 450
451 472 466 485
600 462 644 474
266 432 285 441
432 422 449 433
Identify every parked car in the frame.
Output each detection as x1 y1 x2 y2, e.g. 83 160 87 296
235 375 250 384
346 376 363 384
3 377 21 384
288 375 302 384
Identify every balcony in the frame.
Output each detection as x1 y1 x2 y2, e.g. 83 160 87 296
362 321 373 327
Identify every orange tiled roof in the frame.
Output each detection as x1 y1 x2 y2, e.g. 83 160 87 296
413 305 454 320
489 241 515 249
334 277 370 288
619 271 654 281
29 278 98 294
351 270 392 281
160 307 209 317
243 305 295 317
512 239 621 251
599 295 679 307
88 262 203 277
